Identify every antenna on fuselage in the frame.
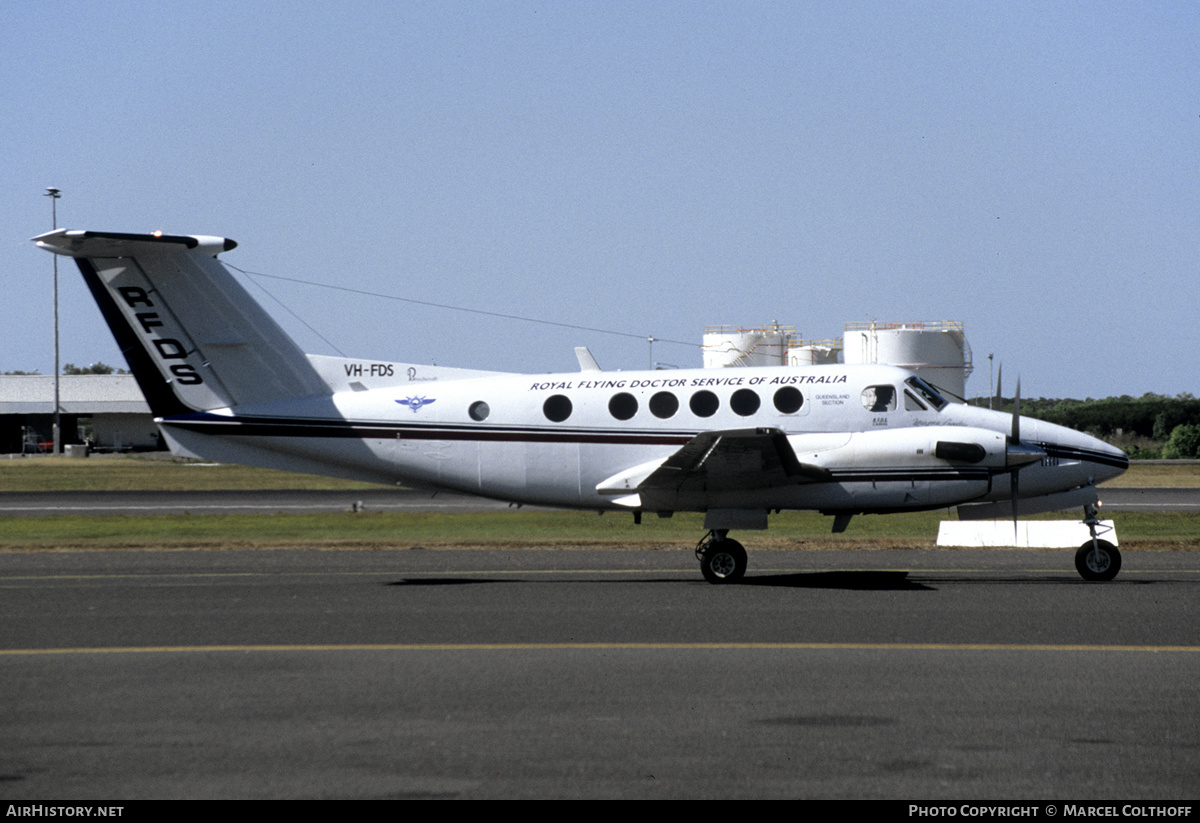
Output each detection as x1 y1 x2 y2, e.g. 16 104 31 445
575 347 602 372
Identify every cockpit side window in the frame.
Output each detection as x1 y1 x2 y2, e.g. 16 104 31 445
904 376 948 411
861 385 897 412
904 390 927 411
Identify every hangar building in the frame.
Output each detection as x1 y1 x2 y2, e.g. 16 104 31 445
0 374 159 453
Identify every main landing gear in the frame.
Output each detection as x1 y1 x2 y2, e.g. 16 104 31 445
1075 503 1121 582
696 530 747 584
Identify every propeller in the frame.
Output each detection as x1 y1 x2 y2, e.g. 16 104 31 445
1005 377 1046 543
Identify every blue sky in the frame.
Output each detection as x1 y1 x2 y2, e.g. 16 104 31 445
3 1 1197 399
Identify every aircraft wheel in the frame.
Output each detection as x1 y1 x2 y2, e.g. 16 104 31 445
1075 540 1121 582
699 538 747 584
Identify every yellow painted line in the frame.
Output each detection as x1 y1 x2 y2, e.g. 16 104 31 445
1 642 1197 656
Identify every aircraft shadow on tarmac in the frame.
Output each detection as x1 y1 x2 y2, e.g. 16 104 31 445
744 572 1167 588
389 571 934 591
737 571 933 590
388 578 497 586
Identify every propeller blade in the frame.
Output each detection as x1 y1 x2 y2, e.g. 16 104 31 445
1004 379 1044 467
1010 377 1024 544
1011 377 1020 442
995 363 1003 405
1011 466 1020 544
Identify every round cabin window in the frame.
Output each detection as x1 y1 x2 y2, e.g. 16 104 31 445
773 386 803 414
649 391 679 419
730 389 760 416
689 390 719 418
543 394 573 422
608 392 638 421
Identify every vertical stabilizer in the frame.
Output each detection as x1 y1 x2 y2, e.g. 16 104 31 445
33 230 328 416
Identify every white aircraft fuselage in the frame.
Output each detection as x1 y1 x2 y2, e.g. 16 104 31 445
163 363 1123 515
32 229 1128 581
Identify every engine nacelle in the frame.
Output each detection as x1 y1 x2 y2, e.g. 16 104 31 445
788 426 1010 472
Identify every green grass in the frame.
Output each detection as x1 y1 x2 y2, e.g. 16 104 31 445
1111 462 1200 487
1 509 1196 552
0 454 380 492
1 454 1195 552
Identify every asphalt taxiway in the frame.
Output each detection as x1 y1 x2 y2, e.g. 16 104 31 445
1 547 1196 799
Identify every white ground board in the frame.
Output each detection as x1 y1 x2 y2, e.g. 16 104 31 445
937 520 1117 549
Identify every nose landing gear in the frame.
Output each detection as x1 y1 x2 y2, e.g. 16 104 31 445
1075 503 1121 581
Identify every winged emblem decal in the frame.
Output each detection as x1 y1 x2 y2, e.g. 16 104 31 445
396 396 436 413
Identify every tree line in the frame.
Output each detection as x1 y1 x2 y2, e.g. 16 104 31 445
4 362 129 375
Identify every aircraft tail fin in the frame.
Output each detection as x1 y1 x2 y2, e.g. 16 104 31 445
33 229 329 417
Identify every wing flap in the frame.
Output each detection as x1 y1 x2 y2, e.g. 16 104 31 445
643 427 824 492
597 428 827 507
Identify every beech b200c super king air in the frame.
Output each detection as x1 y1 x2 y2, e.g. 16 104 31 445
34 229 1130 582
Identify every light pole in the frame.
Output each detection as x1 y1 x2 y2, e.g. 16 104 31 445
988 353 994 411
45 187 61 454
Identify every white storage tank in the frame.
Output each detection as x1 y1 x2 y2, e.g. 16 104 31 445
702 324 795 368
843 321 973 398
787 339 842 367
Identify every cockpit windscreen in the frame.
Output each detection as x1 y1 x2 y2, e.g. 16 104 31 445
904 376 948 411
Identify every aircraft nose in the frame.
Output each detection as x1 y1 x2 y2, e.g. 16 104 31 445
1055 425 1129 483
1095 438 1130 481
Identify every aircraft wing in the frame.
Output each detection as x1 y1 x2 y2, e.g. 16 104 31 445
597 428 827 507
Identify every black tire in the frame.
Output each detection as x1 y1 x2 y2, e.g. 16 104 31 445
1075 540 1121 582
700 538 747 584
